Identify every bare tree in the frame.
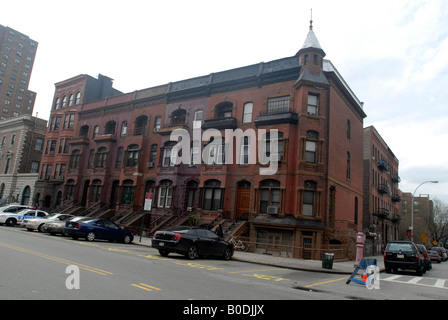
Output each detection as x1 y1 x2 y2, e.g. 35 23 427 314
426 198 448 246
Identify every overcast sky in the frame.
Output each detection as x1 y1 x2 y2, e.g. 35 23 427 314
2 0 448 202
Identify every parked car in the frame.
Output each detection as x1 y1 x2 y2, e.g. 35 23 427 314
431 247 448 261
152 226 234 260
0 204 31 225
384 241 425 276
22 213 73 232
64 218 133 244
46 216 82 236
428 250 442 263
0 208 46 226
416 244 432 271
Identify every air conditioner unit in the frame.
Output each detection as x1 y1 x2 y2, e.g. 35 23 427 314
147 162 154 168
266 206 278 215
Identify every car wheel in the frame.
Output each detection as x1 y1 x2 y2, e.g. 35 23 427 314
416 264 423 276
159 249 170 257
186 245 198 260
38 224 45 232
223 247 233 261
86 231 96 242
5 218 16 226
123 234 132 244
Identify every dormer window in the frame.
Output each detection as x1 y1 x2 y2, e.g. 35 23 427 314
216 102 233 118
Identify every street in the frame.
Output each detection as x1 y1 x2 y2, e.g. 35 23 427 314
1 225 448 304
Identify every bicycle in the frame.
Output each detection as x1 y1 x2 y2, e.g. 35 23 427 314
229 235 249 252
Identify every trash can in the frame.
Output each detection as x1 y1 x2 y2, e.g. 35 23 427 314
322 252 334 269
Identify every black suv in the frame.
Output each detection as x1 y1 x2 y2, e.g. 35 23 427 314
384 241 425 276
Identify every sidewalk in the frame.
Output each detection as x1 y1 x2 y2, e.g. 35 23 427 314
132 236 384 275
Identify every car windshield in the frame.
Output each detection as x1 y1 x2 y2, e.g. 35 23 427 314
386 243 414 251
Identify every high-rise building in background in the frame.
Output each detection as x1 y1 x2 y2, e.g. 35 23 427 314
0 24 38 120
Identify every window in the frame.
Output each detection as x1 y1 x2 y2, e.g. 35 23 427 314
45 140 56 155
162 142 176 167
346 152 351 179
149 144 158 164
65 180 75 200
116 147 123 168
75 91 81 104
193 110 203 128
104 121 116 135
126 144 139 167
30 161 39 173
10 134 15 147
62 96 67 107
87 150 95 169
261 131 284 162
120 121 127 137
305 131 318 163
93 125 99 138
242 102 253 123
240 136 250 165
96 147 107 168
134 115 147 135
259 179 281 213
303 181 316 216
68 94 74 106
216 102 233 118
267 96 289 114
157 180 173 208
202 180 222 211
70 150 81 169
347 119 351 140
154 116 161 132
170 109 186 126
307 94 318 115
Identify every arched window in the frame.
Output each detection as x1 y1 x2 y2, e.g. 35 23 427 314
54 97 60 110
79 125 89 137
215 102 233 118
68 94 74 106
134 115 148 136
62 95 67 107
75 91 82 105
104 121 116 135
21 186 31 205
170 109 186 126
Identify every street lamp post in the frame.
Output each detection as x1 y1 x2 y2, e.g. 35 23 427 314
410 180 438 242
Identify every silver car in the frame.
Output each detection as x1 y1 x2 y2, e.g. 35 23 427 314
22 213 73 232
46 215 81 235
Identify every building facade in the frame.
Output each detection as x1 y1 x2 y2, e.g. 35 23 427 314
33 74 122 209
0 25 37 120
362 125 401 255
35 23 367 260
0 115 47 205
399 193 434 246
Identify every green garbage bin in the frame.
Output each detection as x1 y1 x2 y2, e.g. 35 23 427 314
322 252 334 269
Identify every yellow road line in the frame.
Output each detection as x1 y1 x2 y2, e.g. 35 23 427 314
131 283 161 292
305 277 347 288
229 268 285 274
0 241 113 276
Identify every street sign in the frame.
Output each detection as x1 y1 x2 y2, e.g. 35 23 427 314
421 233 428 243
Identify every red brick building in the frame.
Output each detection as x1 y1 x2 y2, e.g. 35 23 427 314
35 22 366 259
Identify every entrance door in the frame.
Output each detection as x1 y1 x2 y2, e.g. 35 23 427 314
303 237 313 260
236 181 251 219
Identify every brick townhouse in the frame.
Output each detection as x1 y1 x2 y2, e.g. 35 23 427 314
34 22 367 259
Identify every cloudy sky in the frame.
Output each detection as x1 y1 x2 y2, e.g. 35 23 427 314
2 0 448 201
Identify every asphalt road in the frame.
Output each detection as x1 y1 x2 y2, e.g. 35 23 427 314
1 225 448 304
